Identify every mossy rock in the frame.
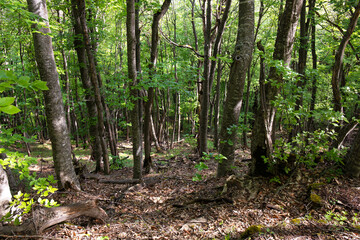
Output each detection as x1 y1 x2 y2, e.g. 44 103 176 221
240 225 264 239
310 191 323 205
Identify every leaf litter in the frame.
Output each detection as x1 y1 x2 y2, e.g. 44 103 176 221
6 141 360 239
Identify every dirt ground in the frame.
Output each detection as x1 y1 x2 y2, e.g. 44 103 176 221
2 140 360 239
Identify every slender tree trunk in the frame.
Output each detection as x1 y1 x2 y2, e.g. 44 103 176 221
331 2 360 114
127 0 142 179
144 0 171 174
242 0 264 148
308 0 317 131
214 58 222 150
290 0 311 139
217 0 254 177
70 0 103 172
199 0 212 155
75 0 110 174
208 0 232 92
27 0 80 190
251 0 304 176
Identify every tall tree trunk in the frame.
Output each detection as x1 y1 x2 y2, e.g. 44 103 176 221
213 58 222 150
70 0 103 172
27 0 80 190
127 0 143 179
251 0 304 176
289 0 311 139
74 0 110 174
242 0 265 147
308 0 317 131
217 0 254 177
345 129 360 178
331 2 360 114
199 0 212 155
144 0 171 174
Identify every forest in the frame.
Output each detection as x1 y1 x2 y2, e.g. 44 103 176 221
1 0 360 239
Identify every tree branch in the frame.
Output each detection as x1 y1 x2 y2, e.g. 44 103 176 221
159 28 204 58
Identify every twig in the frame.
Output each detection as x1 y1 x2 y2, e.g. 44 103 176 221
159 28 204 58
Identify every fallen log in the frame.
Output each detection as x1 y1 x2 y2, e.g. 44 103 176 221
0 200 107 235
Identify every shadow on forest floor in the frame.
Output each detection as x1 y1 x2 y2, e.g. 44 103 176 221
4 140 360 239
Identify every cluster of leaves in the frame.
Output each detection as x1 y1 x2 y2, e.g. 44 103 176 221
0 149 59 225
1 70 57 224
0 70 48 115
192 152 227 181
264 129 347 175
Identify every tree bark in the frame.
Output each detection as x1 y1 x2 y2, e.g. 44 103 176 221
345 129 360 178
213 58 222 150
70 0 103 171
199 0 212 156
289 0 311 139
251 0 304 176
75 0 110 174
127 0 143 179
308 0 317 131
27 0 80 190
217 0 254 177
144 0 171 174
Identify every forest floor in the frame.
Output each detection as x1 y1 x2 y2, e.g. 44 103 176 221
4 139 360 239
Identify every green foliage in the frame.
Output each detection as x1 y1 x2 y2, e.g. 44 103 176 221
110 155 130 170
192 161 208 181
0 70 48 115
325 211 349 226
0 149 59 224
0 69 54 224
0 128 36 148
269 176 281 184
263 129 347 174
202 152 227 164
184 134 197 146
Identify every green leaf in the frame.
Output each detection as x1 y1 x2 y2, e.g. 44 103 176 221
31 80 48 90
0 97 15 107
0 82 13 92
0 105 21 114
17 76 30 88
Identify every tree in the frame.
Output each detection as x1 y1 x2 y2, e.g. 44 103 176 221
331 1 360 114
144 0 171 174
217 0 254 177
26 0 80 190
127 0 142 180
198 0 232 156
251 0 304 176
70 0 104 173
345 129 360 177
